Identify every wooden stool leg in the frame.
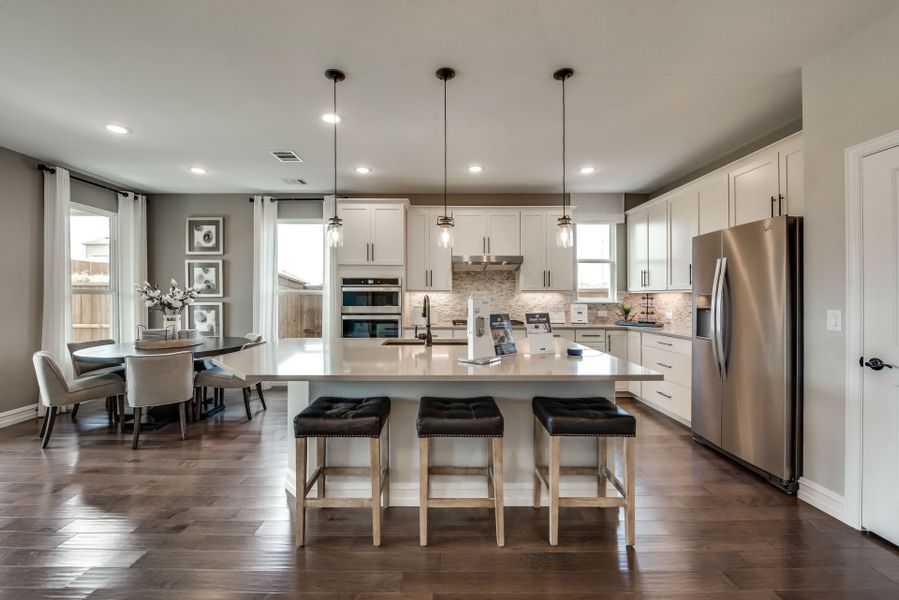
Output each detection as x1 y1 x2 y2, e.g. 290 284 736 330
598 438 608 497
419 437 429 546
492 437 505 547
549 436 560 546
625 437 636 547
533 416 542 509
486 437 494 499
316 438 327 498
369 437 381 547
295 437 307 547
382 421 390 508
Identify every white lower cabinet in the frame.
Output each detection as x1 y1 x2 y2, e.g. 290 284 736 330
626 331 692 425
604 330 629 393
626 331 642 397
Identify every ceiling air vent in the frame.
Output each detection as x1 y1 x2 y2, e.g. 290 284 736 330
270 150 303 163
280 178 307 185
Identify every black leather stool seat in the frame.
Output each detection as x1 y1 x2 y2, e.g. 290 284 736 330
533 397 636 437
417 396 504 437
294 397 390 438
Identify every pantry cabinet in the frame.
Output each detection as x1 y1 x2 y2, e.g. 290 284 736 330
520 210 573 291
336 201 406 266
406 208 452 291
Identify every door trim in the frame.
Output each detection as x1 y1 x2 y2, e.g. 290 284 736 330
843 128 899 530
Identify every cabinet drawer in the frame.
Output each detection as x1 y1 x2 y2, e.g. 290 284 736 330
641 346 691 388
640 379 691 424
575 329 607 348
642 333 690 356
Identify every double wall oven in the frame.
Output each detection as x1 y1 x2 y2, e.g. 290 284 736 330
340 277 402 338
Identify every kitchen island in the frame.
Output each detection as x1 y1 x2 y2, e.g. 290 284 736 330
215 337 662 506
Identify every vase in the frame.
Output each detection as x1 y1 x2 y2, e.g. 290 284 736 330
162 315 182 338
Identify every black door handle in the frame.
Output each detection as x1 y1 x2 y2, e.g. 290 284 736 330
770 196 777 218
860 356 896 371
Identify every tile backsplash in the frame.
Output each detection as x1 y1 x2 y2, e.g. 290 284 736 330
405 271 691 329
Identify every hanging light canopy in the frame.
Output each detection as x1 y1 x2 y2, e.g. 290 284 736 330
325 68 346 248
435 67 456 249
554 67 574 248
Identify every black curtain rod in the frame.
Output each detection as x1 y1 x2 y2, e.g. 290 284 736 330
37 164 130 196
247 196 325 203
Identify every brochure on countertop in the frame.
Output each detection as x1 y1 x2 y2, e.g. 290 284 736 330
525 312 555 355
489 313 517 356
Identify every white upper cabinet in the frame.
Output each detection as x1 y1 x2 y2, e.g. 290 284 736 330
451 210 486 256
406 208 451 291
696 173 729 235
646 202 668 291
450 209 520 255
627 210 648 292
729 133 804 226
520 209 573 291
336 201 406 266
667 189 698 290
779 135 804 217
486 210 521 255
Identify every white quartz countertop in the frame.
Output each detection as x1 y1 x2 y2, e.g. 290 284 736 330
213 338 664 383
407 322 692 341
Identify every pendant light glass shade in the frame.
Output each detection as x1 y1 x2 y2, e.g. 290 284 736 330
435 67 455 249
436 215 454 248
326 215 343 247
555 214 574 248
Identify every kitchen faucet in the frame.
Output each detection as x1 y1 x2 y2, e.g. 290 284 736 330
420 295 433 347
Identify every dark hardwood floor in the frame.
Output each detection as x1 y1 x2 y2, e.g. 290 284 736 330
0 392 896 599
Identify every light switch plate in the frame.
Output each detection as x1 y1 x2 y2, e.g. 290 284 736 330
826 309 842 332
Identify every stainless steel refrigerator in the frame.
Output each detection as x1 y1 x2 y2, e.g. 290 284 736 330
691 216 803 492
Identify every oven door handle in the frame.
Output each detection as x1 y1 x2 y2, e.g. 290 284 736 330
341 315 402 321
340 286 402 293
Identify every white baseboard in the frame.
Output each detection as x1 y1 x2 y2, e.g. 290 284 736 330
798 477 849 524
0 404 38 429
284 468 611 507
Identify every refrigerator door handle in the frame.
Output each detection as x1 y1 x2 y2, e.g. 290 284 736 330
715 257 728 380
710 257 722 375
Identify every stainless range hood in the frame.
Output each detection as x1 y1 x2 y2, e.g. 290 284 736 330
452 255 523 272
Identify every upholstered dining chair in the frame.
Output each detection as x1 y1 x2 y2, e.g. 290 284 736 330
194 333 266 421
32 351 126 449
67 339 125 423
125 351 194 449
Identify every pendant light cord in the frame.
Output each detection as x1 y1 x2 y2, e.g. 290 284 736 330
443 76 448 218
332 77 338 219
561 74 567 218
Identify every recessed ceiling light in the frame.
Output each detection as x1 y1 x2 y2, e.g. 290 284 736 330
355 166 372 174
105 124 130 135
579 166 596 175
189 166 208 175
468 165 483 173
321 113 341 124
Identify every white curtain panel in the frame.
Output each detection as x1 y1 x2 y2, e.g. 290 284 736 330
252 195 279 343
41 166 72 379
117 192 148 343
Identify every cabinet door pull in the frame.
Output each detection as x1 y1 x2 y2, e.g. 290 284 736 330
778 193 784 216
548 270 551 287
656 362 672 369
656 391 673 399
483 236 486 254
770 195 777 218
689 263 692 285
487 237 491 254
657 340 673 347
371 243 374 262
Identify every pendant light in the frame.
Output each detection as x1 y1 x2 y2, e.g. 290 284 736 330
554 67 574 248
435 67 455 249
325 68 346 248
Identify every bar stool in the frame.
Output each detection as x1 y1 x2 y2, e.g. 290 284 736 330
417 396 504 547
532 396 637 546
293 396 390 547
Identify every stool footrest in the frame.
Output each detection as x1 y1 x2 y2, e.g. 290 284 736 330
428 497 496 509
305 497 376 509
428 466 490 477
559 497 627 508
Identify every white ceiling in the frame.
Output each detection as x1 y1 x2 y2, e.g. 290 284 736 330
0 0 894 194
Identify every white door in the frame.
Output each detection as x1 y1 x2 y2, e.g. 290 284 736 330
486 210 520 255
336 205 371 265
627 211 647 292
697 174 729 235
520 212 547 290
452 211 486 256
861 143 899 546
779 137 804 217
406 211 428 290
546 214 574 291
729 151 779 226
428 212 453 291
646 202 668 291
370 205 404 265
668 190 698 290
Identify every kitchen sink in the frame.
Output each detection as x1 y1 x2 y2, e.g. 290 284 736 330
382 338 467 346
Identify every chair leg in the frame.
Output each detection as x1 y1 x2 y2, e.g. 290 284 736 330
242 388 252 421
295 437 307 547
131 407 142 450
40 407 58 449
419 437 429 547
598 437 608 497
370 436 381 547
256 382 267 410
549 436 561 546
70 403 80 420
117 396 126 434
492 437 505 547
382 420 390 508
486 437 494 499
533 416 542 509
316 438 326 498
625 437 636 547
178 401 188 441
105 397 114 424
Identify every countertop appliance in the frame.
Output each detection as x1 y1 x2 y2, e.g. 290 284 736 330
691 216 802 493
340 277 402 338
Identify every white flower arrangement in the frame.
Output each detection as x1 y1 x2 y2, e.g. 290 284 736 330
136 279 201 316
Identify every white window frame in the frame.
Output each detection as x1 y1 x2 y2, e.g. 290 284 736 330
575 220 618 304
70 202 119 340
276 218 325 296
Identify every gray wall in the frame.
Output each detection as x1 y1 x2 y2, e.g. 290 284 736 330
0 146 42 412
800 4 899 494
71 179 117 213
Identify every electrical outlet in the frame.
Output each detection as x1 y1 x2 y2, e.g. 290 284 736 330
665 311 673 322
595 309 608 317
826 309 842 332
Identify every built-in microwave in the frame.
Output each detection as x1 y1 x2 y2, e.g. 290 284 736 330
340 278 402 338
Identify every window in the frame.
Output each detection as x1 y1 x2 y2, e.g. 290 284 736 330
276 220 324 338
576 222 616 302
70 204 117 342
